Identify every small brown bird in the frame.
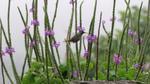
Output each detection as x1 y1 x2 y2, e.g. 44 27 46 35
66 31 85 43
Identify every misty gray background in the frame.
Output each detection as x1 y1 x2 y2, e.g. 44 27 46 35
0 0 148 83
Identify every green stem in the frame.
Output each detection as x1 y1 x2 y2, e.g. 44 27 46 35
66 1 74 79
52 0 59 30
135 26 150 80
137 2 143 63
84 0 97 80
43 6 64 83
6 0 21 83
137 2 143 52
32 0 42 62
0 21 5 84
115 0 130 78
19 5 31 80
107 0 116 81
51 0 61 65
96 12 102 80
44 0 50 83
49 38 65 83
1 58 14 84
0 19 14 84
74 0 82 80
78 0 84 65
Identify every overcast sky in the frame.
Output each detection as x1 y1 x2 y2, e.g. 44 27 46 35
0 0 148 83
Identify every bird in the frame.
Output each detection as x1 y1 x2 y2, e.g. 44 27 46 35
66 31 85 43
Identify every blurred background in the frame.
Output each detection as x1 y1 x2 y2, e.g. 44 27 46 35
0 0 148 83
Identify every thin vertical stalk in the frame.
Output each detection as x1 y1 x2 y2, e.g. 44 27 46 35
43 7 53 66
137 2 143 63
79 1 84 61
45 29 50 84
18 5 41 69
7 0 21 83
107 0 116 80
32 0 42 62
115 0 130 78
125 0 131 72
44 0 50 83
0 59 14 84
1 61 5 84
19 5 31 80
84 0 97 80
135 32 150 80
74 0 82 80
102 22 109 37
49 38 64 83
51 0 61 65
43 6 64 83
119 0 130 55
17 6 32 68
52 0 59 30
135 1 150 80
0 19 14 84
137 2 143 52
146 0 150 33
96 12 102 80
66 1 75 79
0 19 5 84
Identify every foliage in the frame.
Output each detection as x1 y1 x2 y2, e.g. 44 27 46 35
22 61 69 84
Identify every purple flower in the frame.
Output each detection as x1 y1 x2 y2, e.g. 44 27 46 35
31 19 39 26
29 7 34 12
77 26 85 33
0 50 5 56
83 50 88 58
134 64 140 69
53 42 60 48
72 70 79 78
128 29 137 37
5 47 15 55
22 26 30 34
29 40 37 47
86 34 97 43
69 0 75 4
113 54 122 65
135 38 144 45
134 64 144 71
45 29 55 36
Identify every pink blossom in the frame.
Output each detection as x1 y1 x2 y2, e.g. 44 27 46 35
135 38 144 45
77 26 85 33
52 42 60 48
22 26 30 34
45 29 55 36
69 0 75 4
86 34 97 43
128 29 137 37
72 70 79 78
5 47 15 55
113 54 122 65
31 19 39 26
